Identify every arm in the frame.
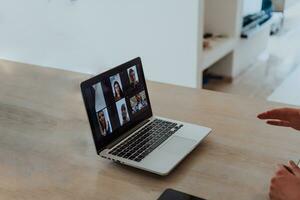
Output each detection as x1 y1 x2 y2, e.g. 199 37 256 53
257 108 300 131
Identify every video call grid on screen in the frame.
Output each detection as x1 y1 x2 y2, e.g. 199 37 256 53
92 65 149 137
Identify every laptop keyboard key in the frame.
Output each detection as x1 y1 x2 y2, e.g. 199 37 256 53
108 119 183 162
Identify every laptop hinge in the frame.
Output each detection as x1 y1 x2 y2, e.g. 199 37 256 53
105 118 151 151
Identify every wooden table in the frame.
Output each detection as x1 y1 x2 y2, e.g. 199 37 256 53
1 60 300 200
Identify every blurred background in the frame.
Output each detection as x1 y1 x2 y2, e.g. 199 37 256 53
0 0 299 105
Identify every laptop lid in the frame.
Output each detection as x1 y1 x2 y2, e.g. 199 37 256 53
81 57 153 154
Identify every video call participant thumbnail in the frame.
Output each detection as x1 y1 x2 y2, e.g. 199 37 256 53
110 74 124 101
92 82 112 137
130 91 148 114
116 99 130 126
93 82 107 112
127 66 139 88
97 109 112 136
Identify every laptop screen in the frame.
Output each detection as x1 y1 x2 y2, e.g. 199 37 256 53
81 58 153 153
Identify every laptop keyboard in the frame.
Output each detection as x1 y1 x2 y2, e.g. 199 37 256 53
108 119 183 162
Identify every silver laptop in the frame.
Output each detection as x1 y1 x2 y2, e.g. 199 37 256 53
81 57 211 175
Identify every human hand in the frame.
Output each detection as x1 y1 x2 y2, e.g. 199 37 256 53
269 161 300 200
257 108 300 131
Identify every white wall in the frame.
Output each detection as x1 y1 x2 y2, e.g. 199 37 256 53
0 0 201 88
204 0 241 37
242 0 262 17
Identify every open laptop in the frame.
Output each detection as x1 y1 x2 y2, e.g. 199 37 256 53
81 57 211 175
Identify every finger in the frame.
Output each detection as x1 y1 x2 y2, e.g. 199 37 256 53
289 160 300 177
258 108 291 120
289 160 298 168
267 120 291 127
257 112 269 119
269 177 282 200
276 164 290 175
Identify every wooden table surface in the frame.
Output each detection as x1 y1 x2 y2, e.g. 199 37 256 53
1 60 300 200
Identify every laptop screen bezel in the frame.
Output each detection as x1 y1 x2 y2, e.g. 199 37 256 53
80 57 153 154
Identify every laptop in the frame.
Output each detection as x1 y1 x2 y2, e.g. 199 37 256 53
81 57 212 175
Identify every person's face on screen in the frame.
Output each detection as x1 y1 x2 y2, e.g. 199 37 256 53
121 104 127 119
135 94 141 103
98 111 106 124
114 82 121 96
129 70 136 83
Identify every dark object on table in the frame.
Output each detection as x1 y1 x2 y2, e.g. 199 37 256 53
157 189 206 200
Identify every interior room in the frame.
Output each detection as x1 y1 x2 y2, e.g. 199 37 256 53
1 0 300 200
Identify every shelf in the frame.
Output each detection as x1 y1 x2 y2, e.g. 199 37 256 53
202 37 236 70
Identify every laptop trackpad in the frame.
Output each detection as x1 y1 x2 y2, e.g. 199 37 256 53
141 136 197 175
159 136 197 155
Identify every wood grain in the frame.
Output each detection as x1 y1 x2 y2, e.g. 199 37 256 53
1 60 300 200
